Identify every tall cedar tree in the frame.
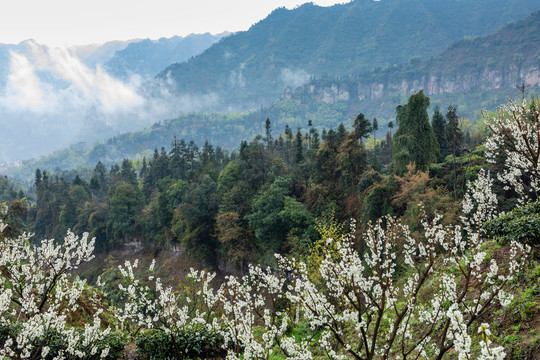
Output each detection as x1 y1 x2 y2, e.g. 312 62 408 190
393 91 439 173
431 106 447 162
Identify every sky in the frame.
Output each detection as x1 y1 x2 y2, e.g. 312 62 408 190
0 0 349 47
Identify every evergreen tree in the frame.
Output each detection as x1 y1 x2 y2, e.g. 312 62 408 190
285 124 293 164
94 161 106 184
431 106 447 161
35 169 42 187
393 91 439 173
337 123 348 143
201 141 215 167
170 137 187 177
311 129 320 150
445 105 463 155
140 157 148 179
264 118 273 150
353 113 372 145
295 129 304 164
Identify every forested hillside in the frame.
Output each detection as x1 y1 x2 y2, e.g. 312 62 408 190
1 94 539 359
289 10 540 119
3 92 500 265
2 1 540 358
157 0 540 108
8 8 540 182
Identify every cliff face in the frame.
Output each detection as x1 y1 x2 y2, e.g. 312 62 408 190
352 65 540 101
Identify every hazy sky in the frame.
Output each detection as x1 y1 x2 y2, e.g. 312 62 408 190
0 0 349 46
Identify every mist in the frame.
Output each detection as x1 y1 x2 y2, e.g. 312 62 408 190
280 68 310 88
0 40 219 163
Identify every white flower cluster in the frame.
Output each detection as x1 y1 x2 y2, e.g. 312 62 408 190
116 260 224 334
0 225 111 359
116 169 528 359
484 98 540 203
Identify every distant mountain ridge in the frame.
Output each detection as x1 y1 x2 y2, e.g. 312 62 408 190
157 0 540 109
0 33 228 163
104 32 228 79
287 10 540 119
70 40 139 68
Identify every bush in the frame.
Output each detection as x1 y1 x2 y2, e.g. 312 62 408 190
136 327 227 360
485 200 540 247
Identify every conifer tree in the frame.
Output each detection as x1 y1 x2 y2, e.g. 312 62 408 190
295 128 304 164
264 118 273 150
446 104 463 155
393 91 439 173
431 106 447 161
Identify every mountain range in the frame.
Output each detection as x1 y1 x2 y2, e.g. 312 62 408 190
2 0 540 175
285 9 540 120
103 33 228 80
157 0 540 109
0 33 227 163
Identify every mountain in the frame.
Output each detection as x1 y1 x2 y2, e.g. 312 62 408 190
5 9 540 181
289 9 540 120
156 0 540 109
0 33 227 163
70 40 139 68
103 33 228 79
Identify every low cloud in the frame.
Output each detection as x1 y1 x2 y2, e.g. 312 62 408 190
2 50 46 109
0 41 220 163
280 68 310 88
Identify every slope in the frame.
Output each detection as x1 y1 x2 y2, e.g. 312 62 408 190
156 0 540 109
292 9 540 120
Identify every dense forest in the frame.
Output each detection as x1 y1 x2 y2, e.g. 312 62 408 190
2 91 487 268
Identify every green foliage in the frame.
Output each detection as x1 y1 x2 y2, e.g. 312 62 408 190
135 328 226 360
393 91 439 173
246 176 293 256
361 176 397 222
0 176 23 202
431 106 447 162
0 325 126 360
485 200 540 247
108 182 143 245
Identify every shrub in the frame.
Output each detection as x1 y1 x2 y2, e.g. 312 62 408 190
136 327 226 360
485 200 540 247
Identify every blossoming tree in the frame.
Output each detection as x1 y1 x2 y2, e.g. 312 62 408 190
0 205 112 360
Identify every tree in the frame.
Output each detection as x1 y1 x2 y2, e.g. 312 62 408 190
170 137 187 177
445 104 463 156
171 175 220 264
294 128 304 164
393 90 439 173
108 183 143 245
432 106 447 161
120 159 137 184
264 118 273 150
353 113 372 145
485 97 540 203
0 216 113 359
245 176 292 256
